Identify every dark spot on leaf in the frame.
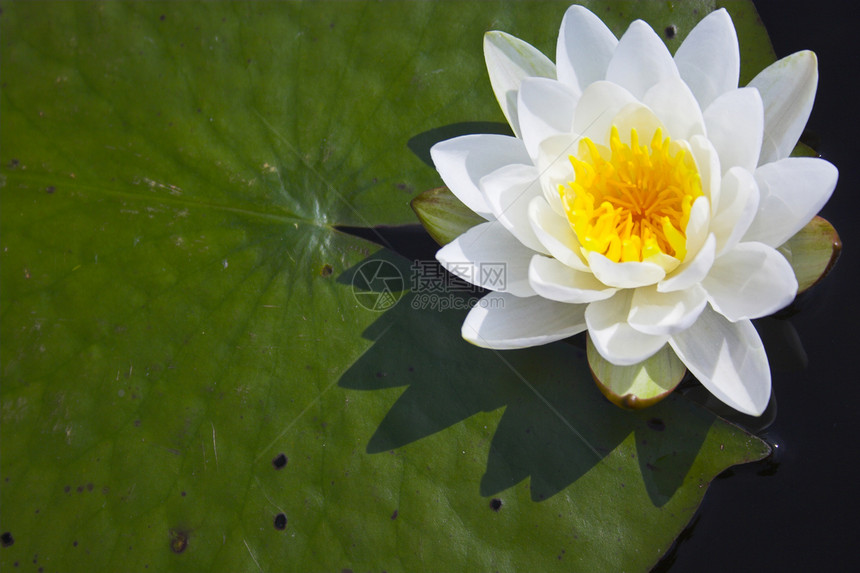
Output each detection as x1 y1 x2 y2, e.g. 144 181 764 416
376 371 386 378
181 491 186 497
665 25 677 39
169 529 188 554
45 186 55 194
1 532 13 547
134 419 141 427
9 158 18 167
272 453 288 469
274 513 287 530
76 485 84 493
87 483 94 492
320 264 333 277
73 541 78 547
647 418 666 431
390 510 398 520
646 462 658 471
159 14 165 21
489 498 502 511
64 485 71 493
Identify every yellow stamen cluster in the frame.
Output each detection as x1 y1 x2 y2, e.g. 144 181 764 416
560 126 703 263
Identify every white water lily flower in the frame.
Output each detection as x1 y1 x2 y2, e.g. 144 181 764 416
430 6 837 416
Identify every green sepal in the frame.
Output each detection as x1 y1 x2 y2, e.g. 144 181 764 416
411 186 485 246
779 216 841 293
586 336 687 410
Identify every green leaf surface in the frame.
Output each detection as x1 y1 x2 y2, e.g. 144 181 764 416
1 2 772 572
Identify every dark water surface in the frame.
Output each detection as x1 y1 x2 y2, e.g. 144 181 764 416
659 1 860 571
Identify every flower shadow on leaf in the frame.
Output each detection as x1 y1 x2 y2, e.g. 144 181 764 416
338 250 716 506
407 122 513 168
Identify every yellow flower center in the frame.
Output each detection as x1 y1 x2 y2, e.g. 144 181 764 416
560 126 703 263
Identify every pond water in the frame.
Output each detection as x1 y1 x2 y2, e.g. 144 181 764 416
658 2 860 571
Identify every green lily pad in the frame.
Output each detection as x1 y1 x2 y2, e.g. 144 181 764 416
341 290 770 571
1 2 773 572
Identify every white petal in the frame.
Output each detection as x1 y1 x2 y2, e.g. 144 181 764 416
430 134 531 219
744 157 838 247
573 80 638 144
462 292 586 349
658 233 717 293
605 20 679 100
689 135 721 210
710 167 759 256
484 31 557 138
535 133 579 216
529 254 617 303
528 196 590 272
644 252 681 275
702 242 797 321
684 196 711 261
642 77 706 140
587 252 666 289
628 284 708 336
749 51 818 164
673 8 740 110
480 164 549 254
610 103 665 145
518 77 579 161
585 291 670 365
436 221 537 297
556 5 618 92
669 306 770 416
703 87 763 173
